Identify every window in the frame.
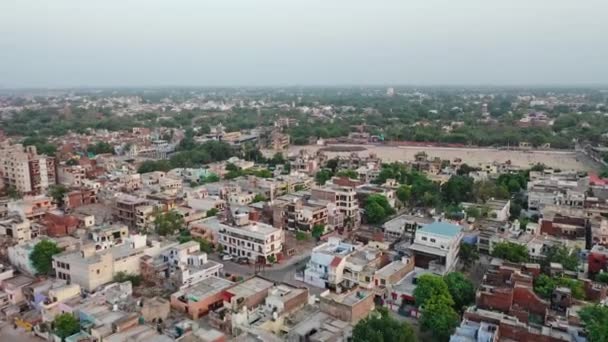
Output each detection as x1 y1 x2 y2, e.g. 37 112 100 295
421 236 427 241
430 238 436 243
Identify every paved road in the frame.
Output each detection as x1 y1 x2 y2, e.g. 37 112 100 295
210 252 326 296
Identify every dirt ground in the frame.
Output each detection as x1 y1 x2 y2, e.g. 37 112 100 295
269 144 591 171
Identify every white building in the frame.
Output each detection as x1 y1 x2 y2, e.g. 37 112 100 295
218 212 284 263
159 241 223 289
408 222 463 275
303 237 356 289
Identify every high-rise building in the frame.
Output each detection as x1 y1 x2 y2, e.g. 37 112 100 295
0 144 56 195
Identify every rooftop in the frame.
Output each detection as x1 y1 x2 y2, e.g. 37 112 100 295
226 276 274 299
419 221 462 238
173 276 233 301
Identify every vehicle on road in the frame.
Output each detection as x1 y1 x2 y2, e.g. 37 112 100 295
221 254 233 261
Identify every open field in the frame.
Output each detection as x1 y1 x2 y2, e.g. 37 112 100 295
269 144 594 171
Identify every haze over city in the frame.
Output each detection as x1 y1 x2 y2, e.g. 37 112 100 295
3 2 608 342
1 0 608 88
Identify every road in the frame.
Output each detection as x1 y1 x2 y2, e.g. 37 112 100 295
210 252 326 296
0 323 43 342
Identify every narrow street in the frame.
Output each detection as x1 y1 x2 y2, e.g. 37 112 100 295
209 252 326 296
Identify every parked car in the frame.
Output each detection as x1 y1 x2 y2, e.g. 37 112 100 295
236 257 249 264
221 254 233 261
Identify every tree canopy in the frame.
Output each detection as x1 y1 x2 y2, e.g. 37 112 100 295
364 194 395 224
53 313 80 339
491 241 529 263
419 296 460 341
31 240 62 275
444 272 476 312
580 305 608 342
352 308 416 342
413 274 454 308
154 210 185 235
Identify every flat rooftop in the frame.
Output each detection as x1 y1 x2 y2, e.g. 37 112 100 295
173 276 233 301
322 288 372 306
226 277 273 299
418 221 462 238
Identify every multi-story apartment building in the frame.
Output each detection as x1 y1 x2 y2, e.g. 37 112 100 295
0 144 56 195
57 164 86 187
141 241 223 290
311 185 360 230
303 237 357 289
0 213 32 243
89 224 129 251
408 222 463 275
113 193 151 228
272 195 329 232
218 212 284 263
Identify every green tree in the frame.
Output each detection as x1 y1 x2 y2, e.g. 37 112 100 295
580 305 608 342
206 208 219 217
419 296 460 341
365 201 386 224
312 224 325 240
251 194 267 203
413 274 454 308
201 173 220 183
336 169 358 179
154 210 185 236
542 245 579 272
465 206 481 219
315 169 333 185
267 255 276 264
31 240 62 275
441 175 474 204
364 194 395 224
533 274 585 300
444 272 476 312
396 185 412 204
87 141 114 155
459 243 479 269
49 184 68 206
53 313 80 340
352 307 416 342
491 241 529 263
194 237 214 253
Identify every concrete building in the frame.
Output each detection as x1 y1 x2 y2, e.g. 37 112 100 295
145 241 223 289
0 144 56 195
409 221 463 274
311 185 360 230
0 212 33 243
89 224 129 251
218 212 284 263
52 235 147 292
303 237 357 289
319 288 375 324
171 276 234 319
113 193 151 228
383 214 434 242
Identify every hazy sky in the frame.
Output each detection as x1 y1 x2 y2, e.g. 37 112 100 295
1 0 607 87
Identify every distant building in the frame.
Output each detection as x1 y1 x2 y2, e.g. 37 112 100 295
0 143 56 195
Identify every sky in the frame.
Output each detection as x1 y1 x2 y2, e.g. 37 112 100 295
1 0 607 88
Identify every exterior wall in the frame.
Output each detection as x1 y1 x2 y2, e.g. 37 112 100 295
319 292 375 323
170 292 225 320
8 244 36 276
